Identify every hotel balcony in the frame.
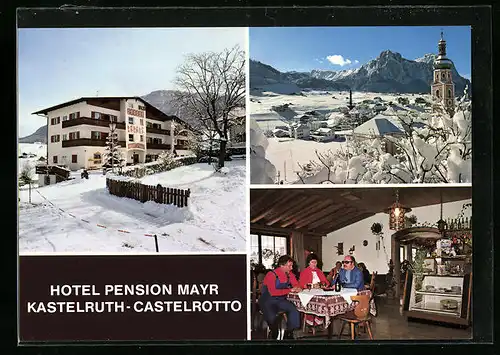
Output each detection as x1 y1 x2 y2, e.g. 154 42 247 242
62 138 126 148
146 127 171 135
62 117 126 129
175 145 189 150
147 143 172 150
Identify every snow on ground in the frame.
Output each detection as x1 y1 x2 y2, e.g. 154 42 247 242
250 89 431 184
18 160 246 254
18 143 47 184
266 138 345 184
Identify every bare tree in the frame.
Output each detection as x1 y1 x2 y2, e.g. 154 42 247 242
174 45 245 168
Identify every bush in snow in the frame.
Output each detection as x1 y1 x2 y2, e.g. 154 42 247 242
250 119 278 184
118 155 197 178
298 88 471 184
158 151 182 171
19 161 35 186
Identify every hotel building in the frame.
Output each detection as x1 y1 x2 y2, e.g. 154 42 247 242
33 97 193 171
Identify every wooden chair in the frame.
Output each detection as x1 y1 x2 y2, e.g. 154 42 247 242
369 271 377 293
338 294 374 340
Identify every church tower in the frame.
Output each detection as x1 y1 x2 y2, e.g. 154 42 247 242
431 32 455 116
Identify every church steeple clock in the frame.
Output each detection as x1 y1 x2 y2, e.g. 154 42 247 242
431 32 455 116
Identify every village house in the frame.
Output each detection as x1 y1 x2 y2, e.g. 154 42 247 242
290 122 310 139
33 96 193 171
352 115 404 155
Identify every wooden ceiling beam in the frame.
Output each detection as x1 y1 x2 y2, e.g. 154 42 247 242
316 212 375 235
250 192 299 223
282 199 336 228
308 206 359 231
279 197 325 224
265 196 313 226
293 203 346 229
250 190 276 212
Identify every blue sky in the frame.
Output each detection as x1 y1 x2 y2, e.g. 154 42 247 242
17 27 246 136
250 26 471 76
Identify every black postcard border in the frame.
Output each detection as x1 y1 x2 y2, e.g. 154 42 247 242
7 4 495 355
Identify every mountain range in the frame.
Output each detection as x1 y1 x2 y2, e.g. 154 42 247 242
250 50 470 95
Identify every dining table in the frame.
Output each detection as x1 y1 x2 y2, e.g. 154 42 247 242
287 288 372 339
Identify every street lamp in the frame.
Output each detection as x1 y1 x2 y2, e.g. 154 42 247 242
109 121 116 174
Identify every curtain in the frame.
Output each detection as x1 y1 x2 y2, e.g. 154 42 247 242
291 231 305 270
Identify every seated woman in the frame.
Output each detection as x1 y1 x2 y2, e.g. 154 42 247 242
259 255 302 340
331 255 365 291
299 253 329 332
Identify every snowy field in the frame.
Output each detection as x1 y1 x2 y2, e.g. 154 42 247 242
266 138 345 184
18 152 246 254
250 88 433 184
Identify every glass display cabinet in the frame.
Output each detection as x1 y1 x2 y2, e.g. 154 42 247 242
402 272 471 326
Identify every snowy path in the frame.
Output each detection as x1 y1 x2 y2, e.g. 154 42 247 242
18 161 246 253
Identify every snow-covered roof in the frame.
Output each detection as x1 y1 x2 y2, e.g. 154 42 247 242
273 128 290 135
354 117 403 136
316 128 332 134
335 130 354 135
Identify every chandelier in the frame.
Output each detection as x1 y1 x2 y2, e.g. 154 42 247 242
385 189 411 231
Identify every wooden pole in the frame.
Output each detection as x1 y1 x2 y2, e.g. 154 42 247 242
154 234 159 253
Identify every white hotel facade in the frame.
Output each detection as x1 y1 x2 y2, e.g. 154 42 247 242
33 97 193 171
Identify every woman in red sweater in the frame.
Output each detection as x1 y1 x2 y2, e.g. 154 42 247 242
299 253 329 333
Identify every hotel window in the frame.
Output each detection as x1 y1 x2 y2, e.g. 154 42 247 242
53 156 58 164
56 117 60 124
62 134 67 141
62 115 68 121
91 131 107 140
146 137 153 144
128 117 134 124
72 155 77 163
128 102 134 108
166 130 171 135
128 134 134 142
50 135 60 143
140 119 144 126
91 111 101 119
69 112 80 120
250 233 290 269
448 89 452 98
69 132 80 140
140 135 144 142
109 115 117 122
146 121 152 128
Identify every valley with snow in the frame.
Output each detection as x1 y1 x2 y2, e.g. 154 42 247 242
18 143 246 254
249 51 472 185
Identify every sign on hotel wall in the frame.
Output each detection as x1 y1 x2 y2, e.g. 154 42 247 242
127 107 145 118
126 102 146 151
128 143 145 149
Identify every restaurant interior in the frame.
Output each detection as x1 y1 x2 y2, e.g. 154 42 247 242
250 186 472 340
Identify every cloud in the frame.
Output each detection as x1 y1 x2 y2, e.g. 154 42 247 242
326 55 355 66
314 58 324 64
354 60 359 64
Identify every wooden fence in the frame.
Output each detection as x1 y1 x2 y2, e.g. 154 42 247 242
106 179 191 208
